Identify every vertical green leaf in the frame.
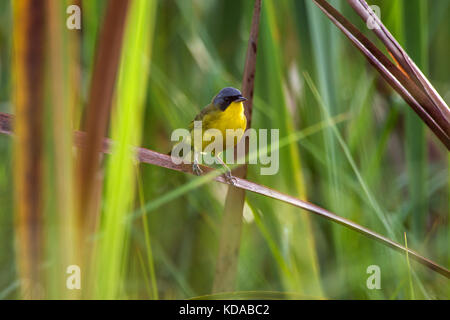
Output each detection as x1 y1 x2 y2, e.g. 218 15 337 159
403 0 428 242
94 0 157 299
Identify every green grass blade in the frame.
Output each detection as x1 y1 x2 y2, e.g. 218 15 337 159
94 0 157 299
403 0 428 242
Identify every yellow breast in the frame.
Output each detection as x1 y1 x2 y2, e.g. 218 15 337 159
202 101 247 152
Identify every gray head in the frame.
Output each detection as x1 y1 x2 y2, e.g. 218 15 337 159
213 87 247 111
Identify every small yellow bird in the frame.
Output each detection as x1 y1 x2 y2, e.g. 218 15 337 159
174 87 247 182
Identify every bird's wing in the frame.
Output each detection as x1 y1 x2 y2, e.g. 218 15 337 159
188 103 221 131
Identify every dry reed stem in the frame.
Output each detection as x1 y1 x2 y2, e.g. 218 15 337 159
76 0 131 236
12 0 46 299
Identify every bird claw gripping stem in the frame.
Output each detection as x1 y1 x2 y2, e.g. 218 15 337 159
224 170 237 185
192 162 203 176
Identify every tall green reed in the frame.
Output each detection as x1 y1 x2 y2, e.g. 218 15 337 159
93 0 157 299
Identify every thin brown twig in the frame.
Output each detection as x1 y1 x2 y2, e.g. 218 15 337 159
213 0 262 293
1 111 448 279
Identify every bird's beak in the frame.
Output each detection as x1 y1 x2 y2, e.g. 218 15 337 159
235 96 247 102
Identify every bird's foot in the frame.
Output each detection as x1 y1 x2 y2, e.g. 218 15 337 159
224 170 237 185
192 163 203 176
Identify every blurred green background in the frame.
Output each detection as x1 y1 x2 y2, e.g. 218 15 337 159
0 0 448 299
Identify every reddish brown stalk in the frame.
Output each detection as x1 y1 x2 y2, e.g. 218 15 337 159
76 0 130 236
213 0 262 293
1 111 448 279
312 0 450 149
12 0 46 299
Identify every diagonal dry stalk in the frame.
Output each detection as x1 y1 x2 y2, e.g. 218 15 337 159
213 0 262 293
312 0 450 149
1 111 448 279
